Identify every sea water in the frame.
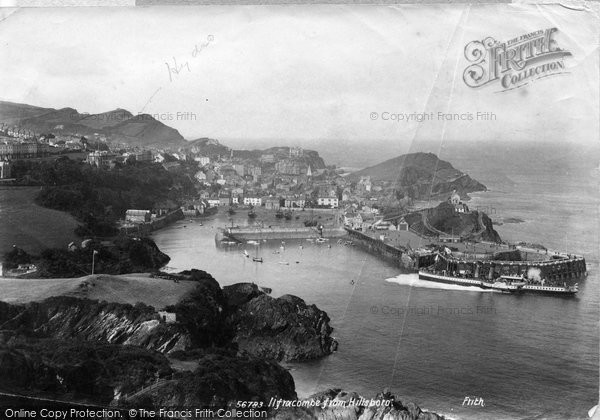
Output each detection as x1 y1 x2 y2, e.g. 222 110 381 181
151 165 598 420
1 167 595 419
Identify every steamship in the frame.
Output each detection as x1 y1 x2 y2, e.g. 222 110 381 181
417 270 578 295
418 251 581 296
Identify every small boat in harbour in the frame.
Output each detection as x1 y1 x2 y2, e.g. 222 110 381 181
252 243 263 262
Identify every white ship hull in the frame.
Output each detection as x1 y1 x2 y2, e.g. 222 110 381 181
418 271 578 296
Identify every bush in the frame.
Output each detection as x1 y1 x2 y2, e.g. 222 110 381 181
2 247 32 269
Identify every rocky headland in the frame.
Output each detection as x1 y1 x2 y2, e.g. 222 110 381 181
349 152 486 201
405 201 501 243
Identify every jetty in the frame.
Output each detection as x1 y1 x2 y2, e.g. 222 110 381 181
217 226 346 242
345 228 436 269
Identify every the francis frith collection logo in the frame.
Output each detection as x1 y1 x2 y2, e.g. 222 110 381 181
463 28 572 91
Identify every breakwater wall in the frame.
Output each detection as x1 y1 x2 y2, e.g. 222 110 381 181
345 228 434 270
223 226 346 241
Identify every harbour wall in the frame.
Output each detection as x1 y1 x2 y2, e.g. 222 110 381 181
222 226 346 241
345 228 433 270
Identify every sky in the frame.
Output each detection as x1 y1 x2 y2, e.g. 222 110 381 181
0 4 598 155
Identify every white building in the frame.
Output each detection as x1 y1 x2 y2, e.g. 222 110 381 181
207 199 220 207
0 161 12 179
317 197 339 208
158 311 177 324
125 209 151 223
244 196 262 206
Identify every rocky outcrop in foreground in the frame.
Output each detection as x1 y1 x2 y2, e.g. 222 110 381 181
272 389 445 420
0 274 445 419
0 275 331 406
224 283 338 362
0 275 337 362
128 348 296 408
0 338 171 403
0 297 190 353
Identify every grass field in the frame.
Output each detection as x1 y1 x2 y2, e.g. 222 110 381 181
0 273 196 309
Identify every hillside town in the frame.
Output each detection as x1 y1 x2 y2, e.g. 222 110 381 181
0 123 414 231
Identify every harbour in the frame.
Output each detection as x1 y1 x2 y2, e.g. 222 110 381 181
148 164 598 420
216 216 587 296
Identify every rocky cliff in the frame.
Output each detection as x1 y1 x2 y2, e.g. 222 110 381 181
0 277 335 410
0 338 172 403
224 283 338 362
127 348 296 408
0 297 190 353
0 276 446 419
350 152 486 200
0 277 338 362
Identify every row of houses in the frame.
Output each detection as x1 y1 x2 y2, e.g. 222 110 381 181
0 140 51 160
204 194 338 209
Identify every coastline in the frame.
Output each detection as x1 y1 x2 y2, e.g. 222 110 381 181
0 271 450 420
1 168 598 419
